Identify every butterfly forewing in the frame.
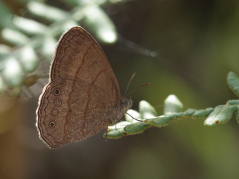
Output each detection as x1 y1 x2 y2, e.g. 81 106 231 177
50 27 121 102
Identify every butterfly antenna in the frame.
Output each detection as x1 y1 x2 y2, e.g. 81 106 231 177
124 72 136 97
126 83 150 98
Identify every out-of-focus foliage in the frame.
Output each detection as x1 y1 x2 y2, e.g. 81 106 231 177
0 0 118 97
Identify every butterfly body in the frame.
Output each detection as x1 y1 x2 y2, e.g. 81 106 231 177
36 27 132 149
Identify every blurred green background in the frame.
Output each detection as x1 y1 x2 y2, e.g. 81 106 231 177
1 0 239 178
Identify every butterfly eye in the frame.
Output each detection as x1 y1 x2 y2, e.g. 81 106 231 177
54 89 60 95
49 121 55 128
121 99 127 106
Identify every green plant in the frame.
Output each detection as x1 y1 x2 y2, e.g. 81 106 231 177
105 71 239 139
0 0 121 96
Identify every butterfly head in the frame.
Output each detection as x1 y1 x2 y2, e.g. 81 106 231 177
111 97 132 124
120 97 133 111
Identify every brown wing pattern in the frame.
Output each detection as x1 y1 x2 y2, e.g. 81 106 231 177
50 26 121 102
36 27 124 148
37 79 117 148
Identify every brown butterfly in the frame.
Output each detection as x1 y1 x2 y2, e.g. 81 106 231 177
36 26 132 149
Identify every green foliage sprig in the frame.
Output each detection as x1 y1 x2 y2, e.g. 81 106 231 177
105 71 239 139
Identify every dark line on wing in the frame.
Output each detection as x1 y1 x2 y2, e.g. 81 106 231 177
36 84 55 147
51 29 78 80
62 40 90 139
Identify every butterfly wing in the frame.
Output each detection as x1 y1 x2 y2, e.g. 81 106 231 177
37 78 119 148
36 27 122 148
51 26 121 102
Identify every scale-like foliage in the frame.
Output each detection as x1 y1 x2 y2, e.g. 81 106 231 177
105 72 239 139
